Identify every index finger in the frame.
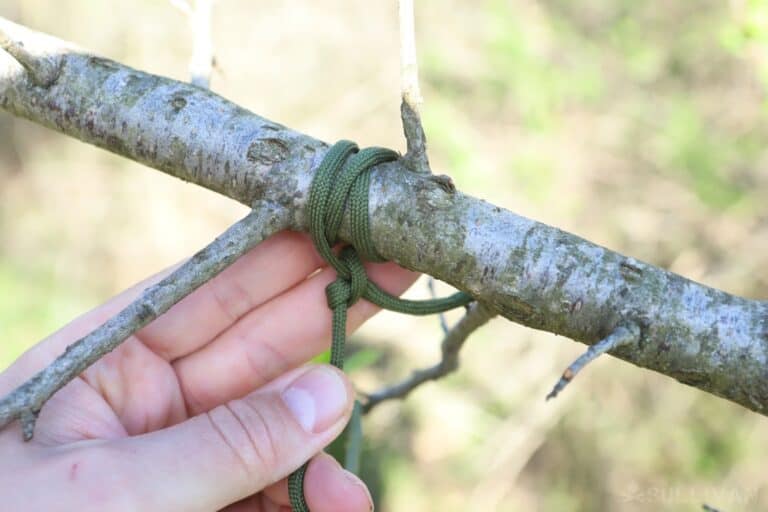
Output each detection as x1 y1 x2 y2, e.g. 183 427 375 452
2 231 326 387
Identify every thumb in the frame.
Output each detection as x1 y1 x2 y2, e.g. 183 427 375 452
106 365 354 512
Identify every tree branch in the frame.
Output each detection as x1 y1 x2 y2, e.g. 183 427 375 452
427 278 450 335
398 0 430 174
173 0 215 89
546 323 640 400
2 18 768 416
363 302 496 413
0 202 290 438
0 20 63 87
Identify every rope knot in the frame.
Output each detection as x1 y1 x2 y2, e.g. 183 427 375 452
288 140 473 512
325 280 350 309
340 246 367 305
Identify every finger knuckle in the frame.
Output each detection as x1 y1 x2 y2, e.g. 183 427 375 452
206 398 283 482
207 275 254 324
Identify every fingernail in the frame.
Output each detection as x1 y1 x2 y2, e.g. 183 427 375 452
343 470 375 511
282 366 349 433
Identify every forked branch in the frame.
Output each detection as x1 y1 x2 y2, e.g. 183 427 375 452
0 203 289 439
1 18 768 417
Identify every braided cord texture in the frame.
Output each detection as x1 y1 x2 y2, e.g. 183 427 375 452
288 141 472 511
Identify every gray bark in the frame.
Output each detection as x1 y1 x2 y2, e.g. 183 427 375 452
1 18 767 415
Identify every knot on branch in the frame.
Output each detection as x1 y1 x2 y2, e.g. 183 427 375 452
288 140 474 511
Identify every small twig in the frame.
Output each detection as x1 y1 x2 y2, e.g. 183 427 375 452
398 0 430 174
702 505 723 512
188 0 214 88
363 302 495 413
426 277 449 334
0 19 62 87
0 202 289 439
546 323 640 401
172 0 215 89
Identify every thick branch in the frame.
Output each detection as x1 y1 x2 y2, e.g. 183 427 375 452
0 203 289 438
2 18 768 415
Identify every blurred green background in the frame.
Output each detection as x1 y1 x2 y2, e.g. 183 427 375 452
2 0 768 510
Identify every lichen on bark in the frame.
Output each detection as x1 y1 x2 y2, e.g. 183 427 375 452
1 17 768 415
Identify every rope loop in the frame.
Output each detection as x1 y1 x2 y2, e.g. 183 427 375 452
325 280 351 310
341 246 367 306
288 140 474 512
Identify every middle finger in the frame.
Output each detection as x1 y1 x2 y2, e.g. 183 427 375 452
174 261 417 415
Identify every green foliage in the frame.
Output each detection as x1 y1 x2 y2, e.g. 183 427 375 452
312 346 381 373
721 0 768 90
412 0 768 509
343 347 382 373
721 0 768 51
0 261 92 370
655 101 745 209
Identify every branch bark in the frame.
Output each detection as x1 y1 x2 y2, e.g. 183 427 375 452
2 18 767 415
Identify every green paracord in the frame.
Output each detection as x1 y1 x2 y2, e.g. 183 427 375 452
287 140 472 512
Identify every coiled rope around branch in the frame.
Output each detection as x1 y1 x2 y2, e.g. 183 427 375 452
287 140 472 511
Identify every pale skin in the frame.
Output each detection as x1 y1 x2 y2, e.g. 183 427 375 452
0 231 418 511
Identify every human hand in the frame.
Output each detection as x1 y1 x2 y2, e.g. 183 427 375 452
0 231 417 511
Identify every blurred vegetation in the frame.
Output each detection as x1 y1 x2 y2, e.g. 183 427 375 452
2 0 768 510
